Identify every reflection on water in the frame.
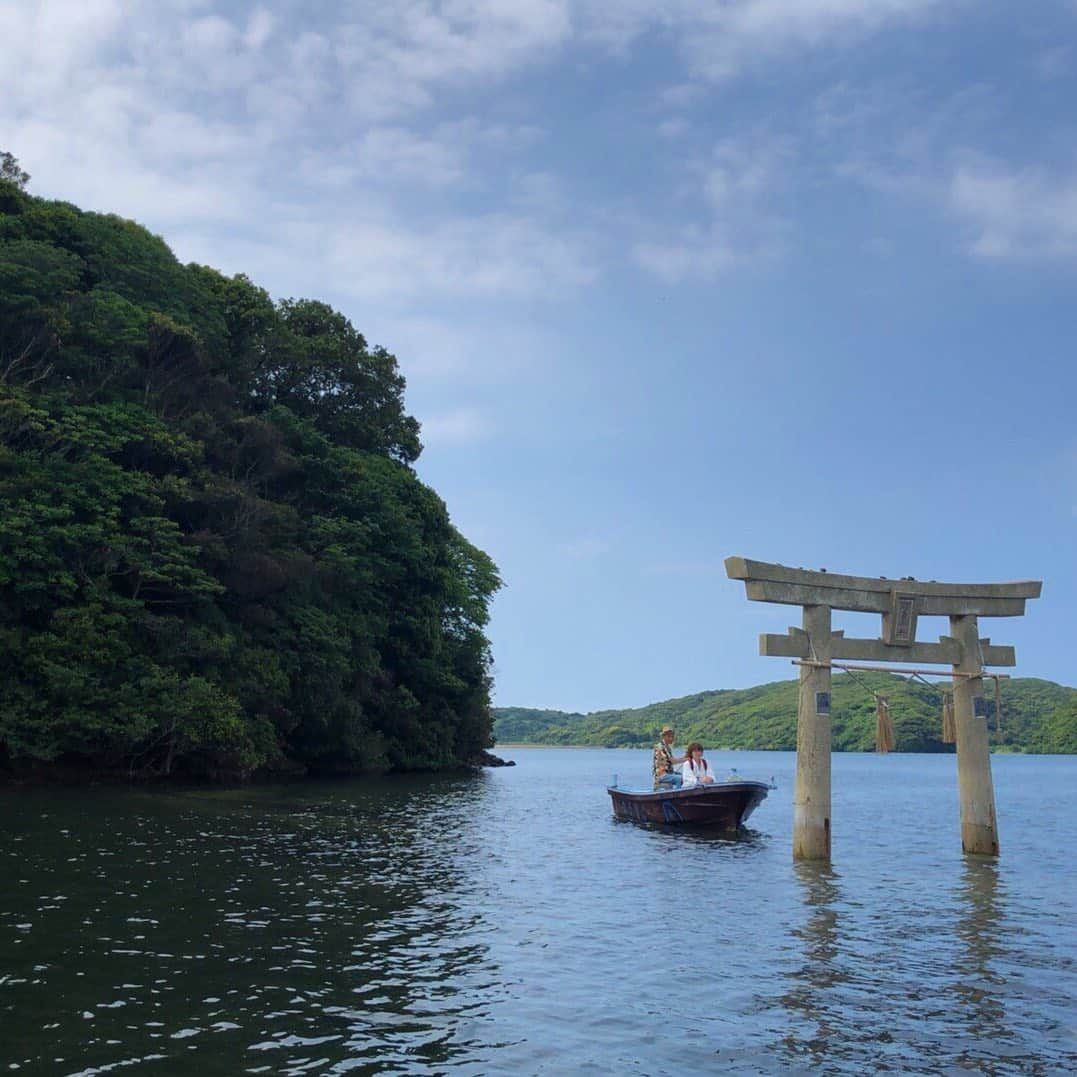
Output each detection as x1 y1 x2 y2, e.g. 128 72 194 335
618 818 771 851
1 775 506 1074
946 856 1075 1075
779 863 845 1072
3 749 1077 1074
772 840 1075 1075
953 859 1009 1052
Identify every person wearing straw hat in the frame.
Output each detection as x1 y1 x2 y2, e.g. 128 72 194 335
652 725 687 789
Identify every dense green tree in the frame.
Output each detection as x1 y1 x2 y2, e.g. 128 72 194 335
0 152 29 191
0 186 500 781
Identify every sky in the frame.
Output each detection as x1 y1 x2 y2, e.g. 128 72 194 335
3 0 1076 711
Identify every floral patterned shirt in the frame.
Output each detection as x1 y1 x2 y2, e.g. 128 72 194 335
653 740 674 786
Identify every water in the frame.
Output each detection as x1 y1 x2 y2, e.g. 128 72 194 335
2 749 1075 1075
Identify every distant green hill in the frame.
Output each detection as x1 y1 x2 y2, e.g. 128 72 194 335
493 675 1077 754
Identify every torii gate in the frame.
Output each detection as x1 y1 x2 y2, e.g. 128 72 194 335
725 557 1042 861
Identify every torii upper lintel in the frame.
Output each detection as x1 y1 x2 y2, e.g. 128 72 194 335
724 557 1042 617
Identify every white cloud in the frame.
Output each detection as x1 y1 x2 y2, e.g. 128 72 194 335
704 136 791 204
632 133 794 282
949 157 1077 259
812 81 897 138
353 126 468 187
580 0 947 81
365 313 563 390
183 13 237 52
0 0 600 310
633 232 737 283
2 0 1072 317
836 148 1077 263
322 211 598 302
298 121 546 194
658 118 690 139
332 0 573 120
160 199 598 311
0 0 124 104
658 82 705 108
243 6 276 50
812 72 1077 265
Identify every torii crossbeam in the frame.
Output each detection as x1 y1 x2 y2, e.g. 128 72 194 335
725 557 1042 861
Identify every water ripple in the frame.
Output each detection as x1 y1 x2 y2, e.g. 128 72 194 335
1 753 1076 1073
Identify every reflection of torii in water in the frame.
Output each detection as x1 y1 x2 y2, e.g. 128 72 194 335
725 558 1042 862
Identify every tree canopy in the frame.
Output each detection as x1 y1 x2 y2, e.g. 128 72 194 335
0 153 29 191
0 164 500 780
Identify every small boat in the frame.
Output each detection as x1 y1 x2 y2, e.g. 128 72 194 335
607 779 770 828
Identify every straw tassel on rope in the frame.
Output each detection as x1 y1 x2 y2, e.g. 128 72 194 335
941 691 956 744
875 693 895 753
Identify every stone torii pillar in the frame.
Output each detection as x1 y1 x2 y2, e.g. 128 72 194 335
795 602 832 860
725 558 1042 861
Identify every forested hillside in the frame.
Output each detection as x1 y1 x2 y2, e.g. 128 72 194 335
0 164 500 780
494 675 1077 754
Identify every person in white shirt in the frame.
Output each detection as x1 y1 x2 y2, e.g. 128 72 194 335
681 741 716 788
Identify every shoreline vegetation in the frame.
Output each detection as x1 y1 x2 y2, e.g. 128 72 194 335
493 673 1077 755
0 165 501 784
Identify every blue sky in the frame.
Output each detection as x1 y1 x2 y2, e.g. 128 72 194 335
3 1 1075 710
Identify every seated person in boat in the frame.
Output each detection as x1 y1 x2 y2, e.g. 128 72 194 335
652 725 687 789
681 741 716 788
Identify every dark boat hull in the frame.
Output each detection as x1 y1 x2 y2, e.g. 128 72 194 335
608 781 769 828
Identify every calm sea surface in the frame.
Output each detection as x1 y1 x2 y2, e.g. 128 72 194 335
2 749 1075 1075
